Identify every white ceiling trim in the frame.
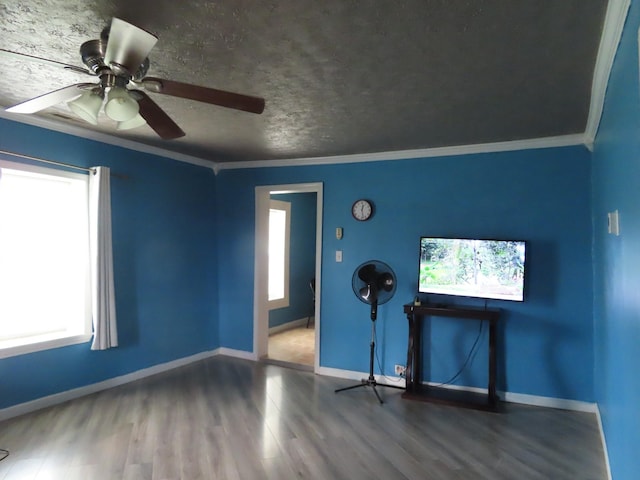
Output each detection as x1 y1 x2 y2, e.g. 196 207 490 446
0 111 220 171
584 0 631 145
214 134 587 173
1 109 588 175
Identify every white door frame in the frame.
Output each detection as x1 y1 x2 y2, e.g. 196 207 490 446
253 182 323 371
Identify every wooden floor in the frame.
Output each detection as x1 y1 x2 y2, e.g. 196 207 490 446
0 356 607 480
268 326 315 366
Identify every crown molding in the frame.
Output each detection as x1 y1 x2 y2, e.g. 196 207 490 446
215 134 587 171
584 0 632 143
0 111 219 171
1 111 589 175
2 110 588 173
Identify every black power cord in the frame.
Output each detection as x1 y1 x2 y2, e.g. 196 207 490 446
371 309 485 388
434 320 484 387
372 321 404 384
0 448 9 462
372 317 484 387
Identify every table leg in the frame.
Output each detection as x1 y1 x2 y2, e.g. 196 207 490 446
488 319 497 405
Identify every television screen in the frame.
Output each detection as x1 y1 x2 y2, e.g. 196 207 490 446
419 237 526 302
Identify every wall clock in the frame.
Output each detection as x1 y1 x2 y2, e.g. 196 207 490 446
352 199 373 221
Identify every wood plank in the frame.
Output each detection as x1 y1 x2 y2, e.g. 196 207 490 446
0 356 608 479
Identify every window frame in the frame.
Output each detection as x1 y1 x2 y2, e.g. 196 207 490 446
0 159 93 359
268 199 291 310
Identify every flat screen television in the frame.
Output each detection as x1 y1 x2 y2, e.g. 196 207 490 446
418 237 526 302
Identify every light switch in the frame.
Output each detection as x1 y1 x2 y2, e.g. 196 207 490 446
336 250 343 262
336 227 343 240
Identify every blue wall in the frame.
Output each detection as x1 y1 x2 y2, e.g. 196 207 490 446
0 120 219 408
269 192 316 329
1 123 595 411
0 114 606 462
216 147 594 401
592 1 640 478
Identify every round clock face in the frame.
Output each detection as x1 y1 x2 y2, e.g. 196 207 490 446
352 199 373 221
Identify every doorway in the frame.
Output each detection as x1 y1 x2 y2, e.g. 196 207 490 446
253 183 322 371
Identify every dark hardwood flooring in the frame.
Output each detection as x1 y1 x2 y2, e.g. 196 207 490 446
0 356 607 479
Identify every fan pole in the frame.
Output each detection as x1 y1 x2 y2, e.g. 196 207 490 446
334 301 404 404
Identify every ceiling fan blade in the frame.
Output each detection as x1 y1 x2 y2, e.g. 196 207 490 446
141 77 265 114
0 48 91 75
131 90 185 140
104 18 157 76
6 83 95 114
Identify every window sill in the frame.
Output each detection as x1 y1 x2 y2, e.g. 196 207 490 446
268 298 290 310
0 333 93 359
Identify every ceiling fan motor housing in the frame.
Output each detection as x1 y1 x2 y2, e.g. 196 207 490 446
80 38 150 81
79 39 108 75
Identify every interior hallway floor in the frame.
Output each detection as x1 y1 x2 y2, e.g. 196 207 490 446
268 325 315 367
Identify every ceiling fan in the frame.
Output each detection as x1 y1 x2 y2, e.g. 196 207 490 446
2 18 265 140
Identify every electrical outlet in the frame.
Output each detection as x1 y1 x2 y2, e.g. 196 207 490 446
394 364 406 377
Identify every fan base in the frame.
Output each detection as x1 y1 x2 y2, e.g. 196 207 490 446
335 377 404 404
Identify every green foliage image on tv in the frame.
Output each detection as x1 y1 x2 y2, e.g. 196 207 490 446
419 237 526 302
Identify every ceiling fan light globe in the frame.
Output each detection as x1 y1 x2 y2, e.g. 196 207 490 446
68 91 103 125
117 113 146 131
105 87 139 121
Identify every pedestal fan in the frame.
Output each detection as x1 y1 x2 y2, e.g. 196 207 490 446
334 260 404 404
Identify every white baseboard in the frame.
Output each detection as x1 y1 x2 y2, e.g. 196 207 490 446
268 318 309 335
316 366 597 412
501 390 597 412
316 365 406 388
1 353 599 422
214 347 258 361
595 404 613 480
0 349 218 421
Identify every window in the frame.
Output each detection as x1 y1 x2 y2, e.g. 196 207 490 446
0 160 92 358
268 199 290 309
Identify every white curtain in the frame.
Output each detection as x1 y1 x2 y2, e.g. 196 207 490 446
89 166 118 350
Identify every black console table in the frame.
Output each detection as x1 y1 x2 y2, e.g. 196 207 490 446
402 304 501 411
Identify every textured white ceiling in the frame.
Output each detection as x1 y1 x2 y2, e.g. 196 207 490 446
0 0 609 165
